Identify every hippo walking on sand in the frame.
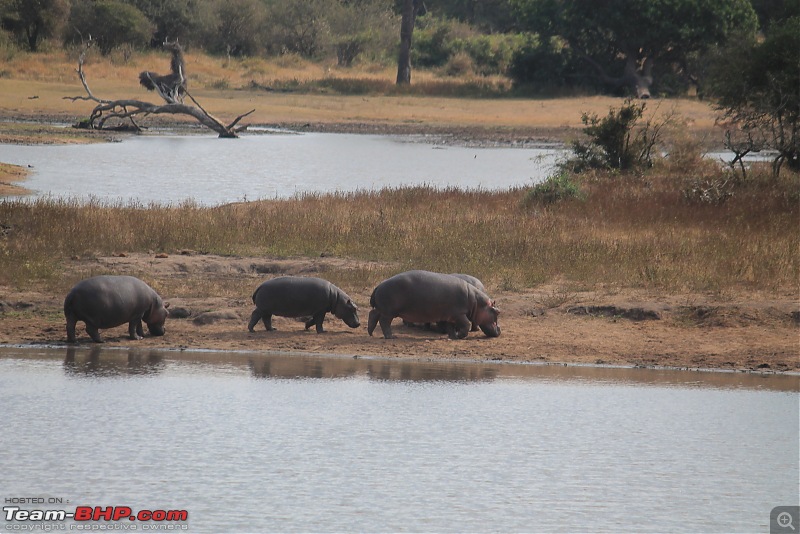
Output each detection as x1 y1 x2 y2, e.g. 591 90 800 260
64 275 169 343
248 276 360 333
368 270 500 339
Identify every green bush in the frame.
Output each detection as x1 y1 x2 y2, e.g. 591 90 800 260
66 0 152 54
567 99 666 172
522 171 585 206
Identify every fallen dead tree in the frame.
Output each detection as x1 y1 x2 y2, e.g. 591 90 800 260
64 41 254 138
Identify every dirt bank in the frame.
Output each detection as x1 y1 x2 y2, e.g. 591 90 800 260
1 252 797 372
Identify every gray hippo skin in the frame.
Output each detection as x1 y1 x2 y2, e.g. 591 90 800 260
404 273 488 332
449 273 487 293
64 275 169 343
449 274 487 331
248 276 360 333
368 270 500 339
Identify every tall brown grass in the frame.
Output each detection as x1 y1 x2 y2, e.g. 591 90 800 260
1 164 796 296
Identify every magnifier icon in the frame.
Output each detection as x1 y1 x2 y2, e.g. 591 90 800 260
778 512 796 531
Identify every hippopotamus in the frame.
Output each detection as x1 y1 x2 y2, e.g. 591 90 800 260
449 273 487 293
404 273 488 332
368 270 500 339
64 275 169 343
248 276 360 333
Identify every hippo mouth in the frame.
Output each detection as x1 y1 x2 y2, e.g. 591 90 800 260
479 323 501 338
148 325 166 336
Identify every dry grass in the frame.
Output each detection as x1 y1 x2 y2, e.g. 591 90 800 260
0 48 721 136
1 165 796 296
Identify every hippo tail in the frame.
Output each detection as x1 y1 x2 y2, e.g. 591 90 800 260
369 288 376 308
251 286 259 304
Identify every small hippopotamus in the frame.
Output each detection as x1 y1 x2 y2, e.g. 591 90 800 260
368 270 500 339
64 275 169 343
248 276 360 333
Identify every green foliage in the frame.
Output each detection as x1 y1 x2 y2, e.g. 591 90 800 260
511 0 759 95
0 0 69 51
522 171 585 206
508 35 596 92
129 0 212 47
569 99 666 172
326 0 396 66
67 0 153 54
412 16 527 76
209 0 265 56
707 16 800 176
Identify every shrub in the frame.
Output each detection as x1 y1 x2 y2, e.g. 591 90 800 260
522 171 585 206
568 99 669 172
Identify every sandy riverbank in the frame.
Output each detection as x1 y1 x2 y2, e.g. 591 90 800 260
1 252 797 373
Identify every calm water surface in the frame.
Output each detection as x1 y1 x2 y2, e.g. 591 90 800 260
0 132 560 205
1 346 798 533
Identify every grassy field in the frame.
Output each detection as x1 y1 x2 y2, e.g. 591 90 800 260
0 47 721 138
0 165 796 297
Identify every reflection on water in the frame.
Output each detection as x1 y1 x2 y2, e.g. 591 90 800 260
1 346 798 533
40 345 800 390
0 133 561 205
63 346 166 377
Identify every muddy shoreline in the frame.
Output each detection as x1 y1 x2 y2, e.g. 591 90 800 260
0 112 795 373
0 252 797 373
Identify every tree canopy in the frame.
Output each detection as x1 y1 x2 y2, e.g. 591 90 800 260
511 0 759 97
708 15 800 175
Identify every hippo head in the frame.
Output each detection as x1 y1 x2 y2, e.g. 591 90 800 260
335 298 361 329
146 301 170 337
475 299 500 338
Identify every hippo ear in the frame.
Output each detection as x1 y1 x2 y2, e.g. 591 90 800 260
165 302 170 308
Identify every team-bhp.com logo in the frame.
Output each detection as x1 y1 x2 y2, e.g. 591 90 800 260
3 505 188 531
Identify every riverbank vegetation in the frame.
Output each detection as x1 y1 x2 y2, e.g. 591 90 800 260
0 0 791 98
1 154 796 297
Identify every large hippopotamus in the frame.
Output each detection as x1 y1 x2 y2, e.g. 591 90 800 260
449 273 487 293
368 270 500 339
248 276 360 333
64 275 169 343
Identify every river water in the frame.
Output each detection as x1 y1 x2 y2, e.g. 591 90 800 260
0 132 560 205
1 346 797 533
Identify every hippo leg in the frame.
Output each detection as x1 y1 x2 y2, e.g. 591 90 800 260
85 323 104 343
129 320 143 340
248 310 276 332
305 312 326 333
446 316 471 340
367 309 380 336
247 309 262 332
66 314 78 343
378 315 396 339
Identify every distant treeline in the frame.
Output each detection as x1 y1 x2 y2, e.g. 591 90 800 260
0 0 796 97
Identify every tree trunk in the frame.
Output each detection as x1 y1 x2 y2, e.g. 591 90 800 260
582 54 653 99
396 0 417 85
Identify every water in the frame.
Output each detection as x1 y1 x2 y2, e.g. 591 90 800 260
1 346 797 533
0 132 560 205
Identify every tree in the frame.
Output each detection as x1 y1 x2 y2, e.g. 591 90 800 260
396 0 426 84
327 0 396 67
129 0 207 46
67 0 153 55
211 0 265 57
262 0 329 57
511 0 758 98
0 0 69 51
708 16 800 176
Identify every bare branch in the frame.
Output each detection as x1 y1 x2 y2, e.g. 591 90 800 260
65 41 252 138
